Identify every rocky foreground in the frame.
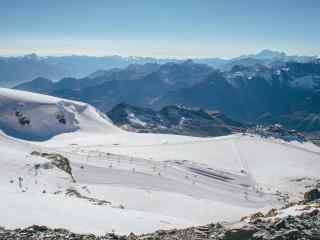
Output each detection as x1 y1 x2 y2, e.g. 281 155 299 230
0 208 319 240
1 190 320 240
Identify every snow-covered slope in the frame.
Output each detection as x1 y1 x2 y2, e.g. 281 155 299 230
0 88 119 140
0 88 319 235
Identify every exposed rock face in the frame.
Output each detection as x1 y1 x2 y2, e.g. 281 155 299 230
1 209 319 240
56 113 67 124
15 111 31 126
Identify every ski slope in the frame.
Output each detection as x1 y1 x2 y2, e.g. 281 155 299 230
0 88 319 234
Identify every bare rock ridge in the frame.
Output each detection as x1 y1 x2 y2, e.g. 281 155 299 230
107 103 245 137
0 207 319 239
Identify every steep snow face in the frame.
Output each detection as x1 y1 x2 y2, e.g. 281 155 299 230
0 88 119 140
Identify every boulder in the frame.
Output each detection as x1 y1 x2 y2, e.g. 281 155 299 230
223 224 258 240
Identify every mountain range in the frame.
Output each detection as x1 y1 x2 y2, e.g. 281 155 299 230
1 49 317 86
15 60 214 110
15 56 320 134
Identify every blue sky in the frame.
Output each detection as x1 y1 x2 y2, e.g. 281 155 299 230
0 0 319 58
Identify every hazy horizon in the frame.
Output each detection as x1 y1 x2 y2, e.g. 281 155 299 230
1 48 319 60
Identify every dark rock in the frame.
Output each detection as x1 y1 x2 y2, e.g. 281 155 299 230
304 189 320 202
282 229 300 239
274 219 287 231
29 225 48 232
223 224 258 240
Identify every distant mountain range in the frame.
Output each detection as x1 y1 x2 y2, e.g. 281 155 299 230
15 60 214 110
156 62 320 132
0 54 67 87
13 51 320 134
1 49 318 86
107 103 245 137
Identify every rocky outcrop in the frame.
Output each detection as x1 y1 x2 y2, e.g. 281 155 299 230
246 124 306 142
0 225 119 240
304 189 320 202
15 111 31 126
65 188 111 206
1 209 319 240
31 151 75 182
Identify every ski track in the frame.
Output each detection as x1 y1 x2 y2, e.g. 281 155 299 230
32 143 270 208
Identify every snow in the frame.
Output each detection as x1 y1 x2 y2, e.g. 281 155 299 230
0 88 319 234
1 189 193 235
0 88 119 140
128 113 147 127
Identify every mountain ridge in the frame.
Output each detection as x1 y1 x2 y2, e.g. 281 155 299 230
2 49 318 86
15 60 320 135
107 103 245 137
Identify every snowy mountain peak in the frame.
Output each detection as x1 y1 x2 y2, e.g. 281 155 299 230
235 49 317 63
23 53 40 61
255 49 287 60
